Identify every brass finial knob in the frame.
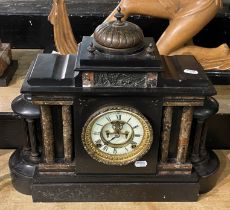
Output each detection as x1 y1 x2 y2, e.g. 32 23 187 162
146 43 155 57
87 42 96 55
114 7 125 25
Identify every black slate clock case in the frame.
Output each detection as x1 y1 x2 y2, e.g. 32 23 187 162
8 12 220 201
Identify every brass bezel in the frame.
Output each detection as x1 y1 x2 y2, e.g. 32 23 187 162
81 105 153 166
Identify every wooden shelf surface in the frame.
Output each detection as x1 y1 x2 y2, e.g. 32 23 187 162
0 49 42 113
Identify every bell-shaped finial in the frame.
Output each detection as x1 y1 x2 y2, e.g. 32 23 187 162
93 5 144 54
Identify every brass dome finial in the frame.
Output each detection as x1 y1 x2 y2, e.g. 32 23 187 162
93 6 144 54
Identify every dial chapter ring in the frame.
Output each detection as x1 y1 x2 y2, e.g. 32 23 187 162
81 106 153 166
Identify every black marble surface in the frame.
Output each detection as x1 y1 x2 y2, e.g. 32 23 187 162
0 0 229 16
93 73 149 88
0 0 117 16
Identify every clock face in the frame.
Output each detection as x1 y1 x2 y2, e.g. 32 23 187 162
82 106 153 165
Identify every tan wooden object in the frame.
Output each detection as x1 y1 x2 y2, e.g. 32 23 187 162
48 0 230 70
0 41 11 77
48 0 77 55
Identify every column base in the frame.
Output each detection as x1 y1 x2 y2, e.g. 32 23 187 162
9 149 38 195
194 150 220 193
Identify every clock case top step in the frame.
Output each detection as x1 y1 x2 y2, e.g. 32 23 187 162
23 37 215 97
76 37 163 71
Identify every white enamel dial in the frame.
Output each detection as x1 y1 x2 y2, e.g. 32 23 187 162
82 106 153 165
91 111 144 155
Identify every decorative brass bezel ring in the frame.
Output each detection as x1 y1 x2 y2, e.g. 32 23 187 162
81 105 153 166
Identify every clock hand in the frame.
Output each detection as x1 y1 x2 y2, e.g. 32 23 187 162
109 136 116 142
108 134 120 142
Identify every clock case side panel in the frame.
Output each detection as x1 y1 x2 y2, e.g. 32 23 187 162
73 96 163 174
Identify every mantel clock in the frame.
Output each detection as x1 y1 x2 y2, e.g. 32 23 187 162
9 9 219 202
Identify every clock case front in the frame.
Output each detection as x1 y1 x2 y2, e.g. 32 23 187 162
74 96 162 174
